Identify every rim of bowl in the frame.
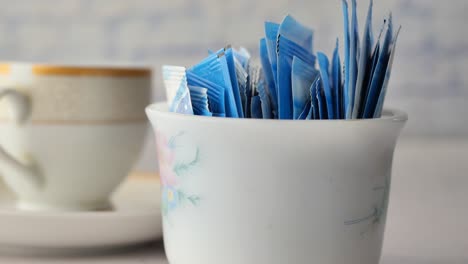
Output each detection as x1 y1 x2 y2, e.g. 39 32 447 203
146 102 408 123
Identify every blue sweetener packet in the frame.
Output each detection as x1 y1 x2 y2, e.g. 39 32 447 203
222 46 244 117
345 0 360 119
244 65 255 118
251 95 263 119
277 38 315 119
245 65 263 118
317 52 335 119
316 78 328 120
260 38 278 117
188 86 212 116
249 66 272 119
186 70 226 117
257 79 273 119
279 15 314 52
359 20 386 118
341 0 351 119
277 15 315 119
291 56 319 119
363 14 393 118
352 0 374 118
162 65 193 115
234 57 248 117
374 26 401 118
306 100 314 119
189 51 239 117
264 22 280 87
331 39 343 119
297 100 311 120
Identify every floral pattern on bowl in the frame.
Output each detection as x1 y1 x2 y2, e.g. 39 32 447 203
156 130 200 216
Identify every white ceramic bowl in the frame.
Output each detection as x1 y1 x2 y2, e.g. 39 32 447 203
146 102 407 264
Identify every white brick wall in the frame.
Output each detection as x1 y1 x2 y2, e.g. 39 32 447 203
0 0 466 170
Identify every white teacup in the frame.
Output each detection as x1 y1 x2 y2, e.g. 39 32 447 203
146 102 407 264
0 63 151 211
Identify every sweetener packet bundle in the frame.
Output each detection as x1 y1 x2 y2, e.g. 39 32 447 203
162 0 401 120
312 0 399 119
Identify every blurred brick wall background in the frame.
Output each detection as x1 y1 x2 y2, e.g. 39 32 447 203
0 0 466 170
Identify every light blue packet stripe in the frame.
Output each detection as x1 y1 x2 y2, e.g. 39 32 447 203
341 0 351 119
363 14 393 118
291 56 319 119
260 38 278 117
265 22 280 87
317 52 335 119
374 26 401 118
331 39 343 119
352 0 374 118
189 52 238 117
346 0 359 119
223 47 244 117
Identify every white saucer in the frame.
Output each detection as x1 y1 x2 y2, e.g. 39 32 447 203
0 174 162 249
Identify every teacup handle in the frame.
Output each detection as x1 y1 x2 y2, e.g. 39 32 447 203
0 88 40 189
0 88 31 123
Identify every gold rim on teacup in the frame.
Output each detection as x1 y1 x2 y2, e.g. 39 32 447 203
0 62 152 124
0 63 151 77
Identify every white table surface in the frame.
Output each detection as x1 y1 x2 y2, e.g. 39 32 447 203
0 138 467 264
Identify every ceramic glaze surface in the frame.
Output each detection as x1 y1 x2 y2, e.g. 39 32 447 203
146 102 407 264
0 123 147 210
